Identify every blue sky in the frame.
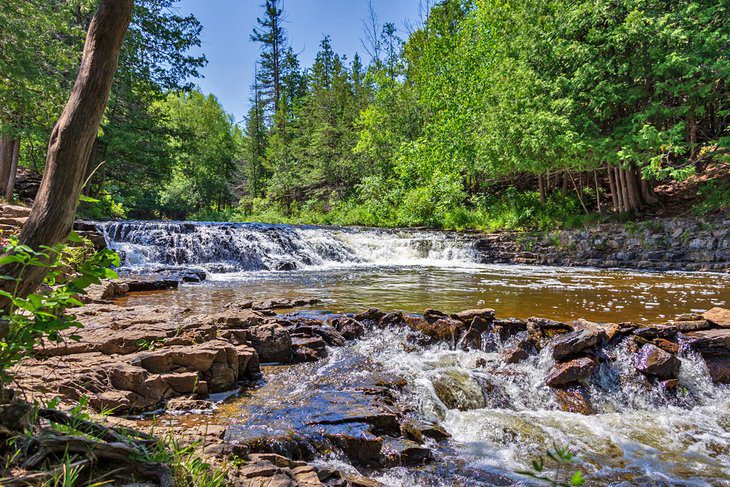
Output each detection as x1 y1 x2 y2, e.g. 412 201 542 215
176 0 424 121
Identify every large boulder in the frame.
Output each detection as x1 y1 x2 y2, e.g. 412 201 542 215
634 344 681 380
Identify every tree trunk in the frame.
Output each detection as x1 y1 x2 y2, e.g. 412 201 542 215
594 170 602 214
0 0 133 302
538 174 546 205
618 166 631 212
561 170 569 198
638 168 658 206
82 138 99 196
5 137 20 201
689 106 698 159
625 166 642 211
0 133 12 196
607 165 619 212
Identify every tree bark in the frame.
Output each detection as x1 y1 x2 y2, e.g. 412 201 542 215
82 138 99 196
625 166 642 212
593 170 602 214
618 166 632 212
607 165 619 212
0 133 12 196
5 137 20 201
538 173 546 205
0 0 133 302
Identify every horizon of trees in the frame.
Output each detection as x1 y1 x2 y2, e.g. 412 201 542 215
1 0 728 229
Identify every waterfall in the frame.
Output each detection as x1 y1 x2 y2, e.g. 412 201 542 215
98 221 478 274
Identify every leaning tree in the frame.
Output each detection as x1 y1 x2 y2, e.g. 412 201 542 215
0 0 134 301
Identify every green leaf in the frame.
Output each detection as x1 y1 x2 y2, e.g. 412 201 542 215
78 194 100 203
570 471 586 486
67 231 83 243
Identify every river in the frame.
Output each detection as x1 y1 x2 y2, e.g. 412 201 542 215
100 221 730 486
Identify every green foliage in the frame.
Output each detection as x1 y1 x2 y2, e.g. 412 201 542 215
517 444 587 486
693 179 730 215
0 236 120 382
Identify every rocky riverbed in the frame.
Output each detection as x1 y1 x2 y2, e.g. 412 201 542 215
12 280 730 485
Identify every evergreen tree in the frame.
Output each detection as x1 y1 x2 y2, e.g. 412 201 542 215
251 0 288 120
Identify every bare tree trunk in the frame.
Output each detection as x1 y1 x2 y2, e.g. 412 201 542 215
618 166 631 212
607 165 619 212
568 171 589 214
0 0 133 302
689 107 698 159
538 174 546 205
5 137 20 201
0 133 12 196
561 170 569 198
625 166 642 211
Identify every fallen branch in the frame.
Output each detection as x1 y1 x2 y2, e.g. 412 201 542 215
14 432 172 487
37 409 156 446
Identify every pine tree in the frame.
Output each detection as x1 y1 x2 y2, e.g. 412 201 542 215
250 0 288 120
245 65 269 198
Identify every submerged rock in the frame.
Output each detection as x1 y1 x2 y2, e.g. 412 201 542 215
431 370 486 411
634 344 681 380
554 385 593 415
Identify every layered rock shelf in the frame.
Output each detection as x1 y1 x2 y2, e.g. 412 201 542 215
474 216 729 272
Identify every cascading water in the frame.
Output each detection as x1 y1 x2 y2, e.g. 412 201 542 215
99 221 477 274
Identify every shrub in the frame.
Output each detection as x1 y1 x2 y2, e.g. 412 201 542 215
0 235 120 385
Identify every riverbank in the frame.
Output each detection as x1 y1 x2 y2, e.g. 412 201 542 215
6 282 730 484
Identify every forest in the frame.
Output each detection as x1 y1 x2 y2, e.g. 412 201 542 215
1 0 728 229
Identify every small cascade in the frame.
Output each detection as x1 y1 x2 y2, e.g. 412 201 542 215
98 221 477 274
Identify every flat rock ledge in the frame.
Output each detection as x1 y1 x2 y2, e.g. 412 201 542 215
14 298 730 485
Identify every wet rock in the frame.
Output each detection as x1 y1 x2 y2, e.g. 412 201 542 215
502 336 534 364
572 318 621 342
291 337 327 363
382 438 433 466
424 309 448 321
431 370 486 411
686 329 730 384
528 317 572 348
653 338 680 354
399 421 424 443
545 356 597 387
416 422 451 441
459 327 482 350
292 323 346 347
703 307 730 328
354 308 384 324
248 324 293 363
332 317 366 340
551 329 598 361
325 424 383 466
635 344 681 380
252 298 321 311
554 385 593 415
124 279 179 292
379 311 404 327
452 308 495 323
